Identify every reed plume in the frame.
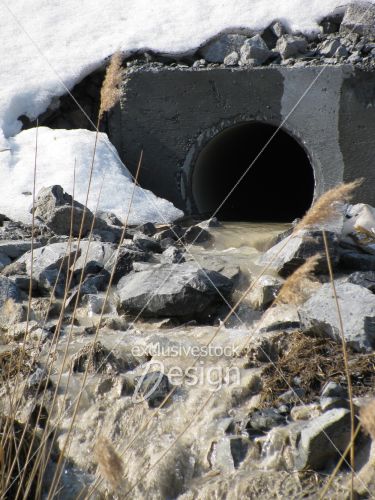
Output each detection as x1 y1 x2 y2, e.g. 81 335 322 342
94 436 123 490
360 399 375 440
295 179 363 231
277 254 321 305
99 51 123 120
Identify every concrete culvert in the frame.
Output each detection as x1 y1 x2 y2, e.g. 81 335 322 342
192 122 315 222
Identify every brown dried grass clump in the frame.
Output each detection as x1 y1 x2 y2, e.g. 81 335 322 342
295 179 363 232
99 51 123 120
94 436 123 490
277 254 321 305
360 399 375 440
260 332 375 406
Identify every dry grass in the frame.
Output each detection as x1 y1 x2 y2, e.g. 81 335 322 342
99 51 123 120
276 254 321 305
295 179 363 231
259 332 375 406
94 436 123 490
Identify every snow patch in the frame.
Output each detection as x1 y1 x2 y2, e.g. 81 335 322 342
0 128 183 225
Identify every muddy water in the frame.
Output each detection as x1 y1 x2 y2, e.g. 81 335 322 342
45 222 293 498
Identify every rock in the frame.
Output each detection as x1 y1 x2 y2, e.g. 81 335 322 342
276 35 308 59
26 368 51 396
320 397 349 412
117 263 233 318
160 237 176 250
340 250 375 271
0 298 26 330
247 275 283 310
6 321 40 341
104 245 151 284
279 388 306 404
259 304 300 332
262 21 287 49
9 275 38 292
82 294 112 315
133 233 162 253
136 222 157 237
247 408 286 434
293 408 351 470
319 7 345 34
344 271 375 292
73 241 115 279
240 35 272 66
299 282 375 352
319 39 347 57
197 217 222 229
0 253 11 271
199 34 248 63
0 276 20 308
134 370 170 407
341 2 375 38
18 242 80 296
182 225 213 245
290 404 321 421
161 246 185 264
96 210 123 227
223 51 239 66
32 185 97 237
0 240 41 260
320 381 348 399
258 230 339 278
210 436 251 472
71 341 133 374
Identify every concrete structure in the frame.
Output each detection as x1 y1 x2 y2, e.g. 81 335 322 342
109 64 375 221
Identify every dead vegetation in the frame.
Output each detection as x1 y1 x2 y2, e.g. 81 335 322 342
259 332 375 406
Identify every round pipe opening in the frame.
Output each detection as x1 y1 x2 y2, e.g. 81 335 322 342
192 122 315 222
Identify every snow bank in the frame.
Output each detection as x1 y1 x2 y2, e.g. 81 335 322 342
0 128 183 225
1 0 374 138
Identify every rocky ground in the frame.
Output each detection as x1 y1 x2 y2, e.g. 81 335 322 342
1 183 375 498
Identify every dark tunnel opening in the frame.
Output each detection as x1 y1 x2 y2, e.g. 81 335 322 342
192 122 315 222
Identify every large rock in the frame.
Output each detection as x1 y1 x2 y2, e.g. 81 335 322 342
0 276 20 308
276 35 308 59
0 240 42 260
240 35 272 66
299 282 375 352
18 242 80 296
32 185 107 237
104 245 152 283
247 275 283 310
117 263 233 318
258 230 339 278
199 34 247 63
340 2 375 38
293 408 351 470
73 241 115 278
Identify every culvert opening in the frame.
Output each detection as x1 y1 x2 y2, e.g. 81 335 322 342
192 122 315 222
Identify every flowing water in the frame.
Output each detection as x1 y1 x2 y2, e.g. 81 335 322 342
42 221 297 497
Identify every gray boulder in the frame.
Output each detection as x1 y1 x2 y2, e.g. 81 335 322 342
276 35 308 59
73 241 115 279
0 253 11 271
341 2 375 38
117 263 233 318
340 250 375 271
247 275 283 310
258 230 339 278
299 282 375 352
0 240 42 260
319 38 347 57
240 35 272 66
32 185 110 237
223 51 239 66
18 242 80 296
294 408 351 470
199 34 247 63
104 245 152 283
0 276 20 308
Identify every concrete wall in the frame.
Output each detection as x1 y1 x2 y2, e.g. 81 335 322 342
109 64 375 213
